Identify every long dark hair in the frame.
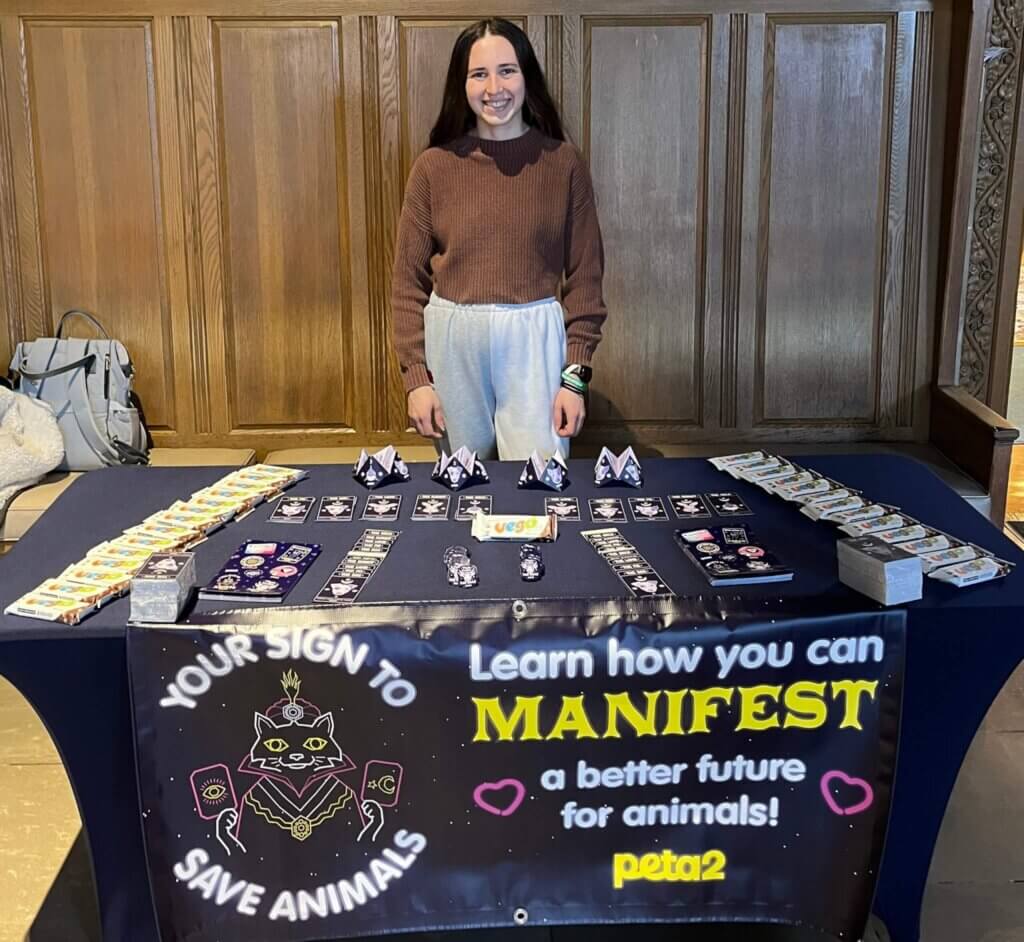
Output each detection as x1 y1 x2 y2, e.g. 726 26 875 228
427 18 565 148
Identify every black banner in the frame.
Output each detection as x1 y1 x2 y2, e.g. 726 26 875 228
128 610 904 941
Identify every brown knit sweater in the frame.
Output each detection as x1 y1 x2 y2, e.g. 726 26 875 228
391 126 607 392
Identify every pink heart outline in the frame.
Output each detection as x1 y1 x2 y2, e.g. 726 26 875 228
820 770 874 816
473 778 526 817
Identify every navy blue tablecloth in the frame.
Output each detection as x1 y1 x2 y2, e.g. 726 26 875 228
1 454 1022 941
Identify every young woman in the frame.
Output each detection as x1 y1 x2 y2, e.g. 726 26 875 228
390 17 607 461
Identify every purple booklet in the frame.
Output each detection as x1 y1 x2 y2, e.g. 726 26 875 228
198 540 321 603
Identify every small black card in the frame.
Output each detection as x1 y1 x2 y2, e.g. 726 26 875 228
588 497 627 523
268 496 314 524
317 496 356 522
545 496 581 521
412 494 451 520
361 495 402 521
705 492 753 516
669 494 712 519
628 496 669 522
455 494 493 521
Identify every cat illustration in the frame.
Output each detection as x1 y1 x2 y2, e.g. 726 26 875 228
207 671 388 856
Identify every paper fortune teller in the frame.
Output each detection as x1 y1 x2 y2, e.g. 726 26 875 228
353 445 411 490
518 451 570 492
431 446 489 491
593 446 643 488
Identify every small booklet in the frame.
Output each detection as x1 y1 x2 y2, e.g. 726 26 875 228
673 526 793 586
198 541 321 603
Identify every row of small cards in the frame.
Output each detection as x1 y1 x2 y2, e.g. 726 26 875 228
313 530 401 604
271 492 755 525
553 494 751 522
4 463 308 625
709 452 1014 588
271 494 477 523
581 528 675 598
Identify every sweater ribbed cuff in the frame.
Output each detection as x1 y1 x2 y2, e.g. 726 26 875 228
565 340 595 368
401 362 432 394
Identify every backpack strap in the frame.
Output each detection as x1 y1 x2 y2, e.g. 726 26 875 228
56 309 110 340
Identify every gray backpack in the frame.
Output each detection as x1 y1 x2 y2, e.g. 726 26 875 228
10 310 149 471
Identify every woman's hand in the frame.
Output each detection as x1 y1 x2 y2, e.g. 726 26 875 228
407 386 446 439
553 387 586 438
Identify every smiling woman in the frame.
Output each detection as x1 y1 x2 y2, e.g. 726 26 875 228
390 18 608 463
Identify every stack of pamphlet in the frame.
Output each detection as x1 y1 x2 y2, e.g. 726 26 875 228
836 536 922 605
130 552 197 623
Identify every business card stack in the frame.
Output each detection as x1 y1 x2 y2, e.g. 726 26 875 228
836 536 922 606
130 552 198 623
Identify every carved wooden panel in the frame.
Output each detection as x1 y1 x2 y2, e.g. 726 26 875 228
0 3 943 453
749 16 891 427
572 17 713 436
211 19 355 430
22 19 178 429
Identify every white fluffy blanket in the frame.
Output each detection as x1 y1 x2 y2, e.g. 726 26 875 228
0 386 65 516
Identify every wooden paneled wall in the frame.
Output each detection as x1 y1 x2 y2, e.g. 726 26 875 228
0 2 946 454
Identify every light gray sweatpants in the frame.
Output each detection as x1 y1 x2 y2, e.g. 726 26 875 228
424 292 569 462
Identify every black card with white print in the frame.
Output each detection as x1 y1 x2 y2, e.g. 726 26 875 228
316 496 356 522
628 496 670 522
455 494 493 521
412 494 451 521
314 572 368 603
705 492 753 516
268 495 314 524
545 496 581 521
361 494 402 521
588 497 627 523
669 494 713 519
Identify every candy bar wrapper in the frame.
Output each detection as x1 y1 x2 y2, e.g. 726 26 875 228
729 457 783 480
898 534 953 556
86 541 158 567
873 524 929 544
471 513 558 543
801 496 866 521
764 470 816 493
741 462 800 486
4 592 94 625
226 464 308 487
33 578 120 606
839 513 909 537
59 564 133 593
796 487 855 506
917 543 980 573
928 555 1013 587
828 504 890 526
708 451 768 471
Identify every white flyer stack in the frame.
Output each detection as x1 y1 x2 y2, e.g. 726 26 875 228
130 553 198 623
836 537 923 606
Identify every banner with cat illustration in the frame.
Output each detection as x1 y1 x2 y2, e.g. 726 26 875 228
128 610 904 941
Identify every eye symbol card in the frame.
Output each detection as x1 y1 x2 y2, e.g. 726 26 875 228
317 496 356 521
628 496 669 521
361 495 402 521
455 494 493 521
545 496 581 521
706 492 753 516
268 496 314 523
669 494 712 518
412 494 451 520
588 497 627 523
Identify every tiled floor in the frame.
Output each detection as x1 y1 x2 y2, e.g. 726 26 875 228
2 656 1024 942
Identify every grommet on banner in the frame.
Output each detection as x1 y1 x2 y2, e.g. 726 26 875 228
513 907 529 925
511 600 528 621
